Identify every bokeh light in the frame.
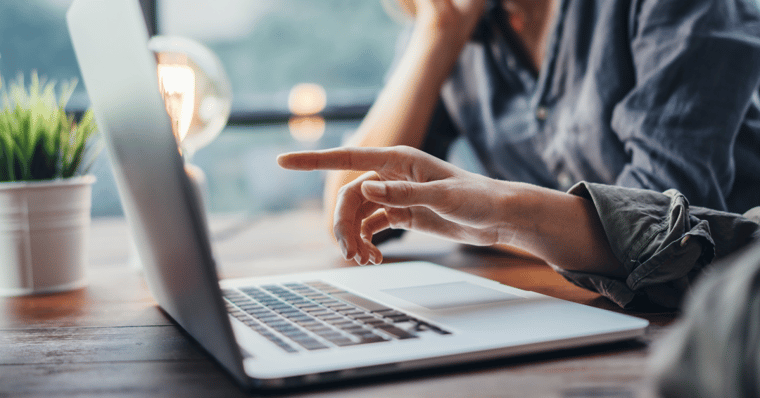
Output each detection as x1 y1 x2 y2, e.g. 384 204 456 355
288 115 325 142
288 83 326 116
288 83 327 142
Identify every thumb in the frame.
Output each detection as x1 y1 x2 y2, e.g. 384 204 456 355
361 180 441 208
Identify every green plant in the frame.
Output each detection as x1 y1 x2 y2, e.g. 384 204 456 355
0 71 100 182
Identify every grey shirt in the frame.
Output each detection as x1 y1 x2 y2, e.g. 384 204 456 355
422 0 760 214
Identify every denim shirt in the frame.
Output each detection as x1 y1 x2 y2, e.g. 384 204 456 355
423 0 760 214
557 182 760 309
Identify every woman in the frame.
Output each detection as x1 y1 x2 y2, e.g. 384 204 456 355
324 0 760 241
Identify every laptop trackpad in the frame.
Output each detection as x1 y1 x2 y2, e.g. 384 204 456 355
382 282 522 310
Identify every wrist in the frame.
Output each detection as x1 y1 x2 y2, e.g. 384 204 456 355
413 15 466 44
408 11 482 67
411 0 486 45
409 21 463 58
493 181 572 268
403 23 468 91
493 181 527 246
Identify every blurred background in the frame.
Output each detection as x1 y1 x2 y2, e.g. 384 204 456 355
4 0 760 222
0 0 429 219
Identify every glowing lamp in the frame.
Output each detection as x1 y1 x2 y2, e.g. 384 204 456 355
148 35 232 160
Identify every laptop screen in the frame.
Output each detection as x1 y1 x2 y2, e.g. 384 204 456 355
67 0 247 383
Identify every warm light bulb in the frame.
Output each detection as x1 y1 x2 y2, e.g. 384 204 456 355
149 36 232 160
157 63 195 141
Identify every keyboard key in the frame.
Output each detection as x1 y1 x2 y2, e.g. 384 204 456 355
273 325 300 333
317 315 344 322
375 309 406 318
315 330 345 339
297 339 329 350
358 335 388 344
278 344 299 353
340 325 366 332
306 310 334 317
254 314 280 322
324 303 352 309
263 320 290 328
331 338 358 347
339 310 367 317
350 329 379 338
307 325 334 333
288 315 315 323
376 324 418 340
351 314 378 321
286 332 311 340
328 319 354 326
283 283 309 289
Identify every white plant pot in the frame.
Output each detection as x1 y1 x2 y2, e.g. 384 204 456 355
0 175 95 296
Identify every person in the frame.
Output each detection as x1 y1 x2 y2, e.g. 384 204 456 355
278 146 760 309
281 146 760 397
324 0 760 244
650 238 760 397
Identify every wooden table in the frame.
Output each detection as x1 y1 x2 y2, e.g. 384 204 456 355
0 208 676 397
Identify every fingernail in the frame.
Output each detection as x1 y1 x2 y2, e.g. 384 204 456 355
339 240 348 259
353 253 364 266
357 248 368 266
363 181 386 197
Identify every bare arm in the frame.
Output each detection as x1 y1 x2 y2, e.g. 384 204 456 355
496 182 626 278
281 146 626 278
323 0 486 237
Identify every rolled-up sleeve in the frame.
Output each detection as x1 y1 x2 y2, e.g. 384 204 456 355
554 182 760 309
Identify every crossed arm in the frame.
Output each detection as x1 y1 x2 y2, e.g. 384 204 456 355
279 146 626 279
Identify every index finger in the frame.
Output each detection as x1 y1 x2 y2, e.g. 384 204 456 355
277 147 393 172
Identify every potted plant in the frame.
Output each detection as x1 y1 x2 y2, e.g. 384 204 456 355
0 72 100 296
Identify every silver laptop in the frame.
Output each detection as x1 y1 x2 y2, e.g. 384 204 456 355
67 0 648 390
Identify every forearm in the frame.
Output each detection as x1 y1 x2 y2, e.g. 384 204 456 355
497 182 626 278
349 23 464 149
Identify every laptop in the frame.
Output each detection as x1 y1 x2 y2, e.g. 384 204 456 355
67 0 648 390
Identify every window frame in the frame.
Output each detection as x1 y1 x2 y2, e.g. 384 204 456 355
147 0 373 127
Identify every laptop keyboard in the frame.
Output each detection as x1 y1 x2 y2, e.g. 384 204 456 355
223 281 450 353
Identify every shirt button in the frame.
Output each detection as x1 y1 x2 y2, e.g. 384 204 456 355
557 172 573 190
506 56 517 70
535 106 549 121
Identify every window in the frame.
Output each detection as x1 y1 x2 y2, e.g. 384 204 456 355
1 0 405 217
0 1 85 104
157 0 404 216
159 0 403 119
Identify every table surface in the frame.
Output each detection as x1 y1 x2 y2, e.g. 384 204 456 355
0 208 677 398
